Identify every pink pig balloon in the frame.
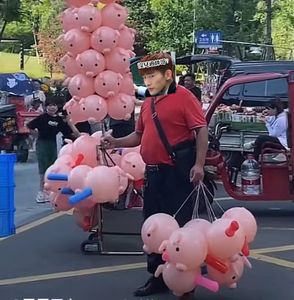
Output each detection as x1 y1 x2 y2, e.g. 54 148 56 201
184 218 211 235
91 26 120 54
60 8 80 32
222 207 257 243
63 99 85 124
94 70 123 98
77 4 102 33
73 208 92 231
76 49 105 78
91 130 103 144
160 227 207 271
105 47 131 74
207 218 246 260
58 142 73 158
68 74 95 100
66 0 90 7
118 25 136 50
50 192 73 212
72 134 99 167
141 213 179 254
62 29 90 57
44 164 72 193
59 54 80 81
120 151 145 180
121 146 140 156
120 73 135 95
101 3 128 30
107 93 135 120
68 165 92 192
80 95 108 123
114 166 133 195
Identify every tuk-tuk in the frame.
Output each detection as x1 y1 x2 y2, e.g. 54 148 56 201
205 71 294 201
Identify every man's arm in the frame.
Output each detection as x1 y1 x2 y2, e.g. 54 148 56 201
102 131 142 149
195 126 208 167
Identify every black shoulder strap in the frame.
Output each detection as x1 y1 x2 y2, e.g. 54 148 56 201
150 97 175 161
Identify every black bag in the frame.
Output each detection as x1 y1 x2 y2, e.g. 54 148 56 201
151 97 196 180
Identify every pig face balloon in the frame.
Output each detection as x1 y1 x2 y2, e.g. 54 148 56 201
44 164 72 193
105 47 130 74
66 0 90 7
91 26 120 54
76 49 105 78
68 74 95 100
118 25 136 50
141 213 179 254
120 151 145 180
62 28 90 57
94 70 122 98
68 165 92 192
59 54 80 78
50 192 73 212
80 95 108 123
107 93 135 120
58 143 73 158
63 99 85 124
77 4 102 33
61 8 80 32
184 218 211 235
120 73 135 95
101 3 128 30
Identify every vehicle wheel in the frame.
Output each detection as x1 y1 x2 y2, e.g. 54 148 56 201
197 177 215 214
222 151 244 169
80 240 101 254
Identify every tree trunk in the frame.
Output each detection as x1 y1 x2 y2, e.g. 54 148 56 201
0 20 7 43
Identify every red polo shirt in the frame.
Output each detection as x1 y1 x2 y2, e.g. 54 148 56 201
136 85 207 165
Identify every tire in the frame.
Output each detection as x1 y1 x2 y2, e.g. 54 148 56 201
197 177 215 214
222 151 244 170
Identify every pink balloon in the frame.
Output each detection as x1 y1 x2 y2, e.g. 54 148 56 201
68 165 92 192
114 166 133 195
50 192 73 212
80 95 108 123
105 151 122 167
118 25 136 50
121 146 141 156
68 74 95 99
66 0 90 8
101 3 128 30
184 218 211 235
94 70 123 98
105 47 131 74
91 130 103 144
72 134 99 167
222 207 257 243
44 164 72 193
59 54 81 79
76 49 105 78
207 218 246 260
77 4 102 33
161 227 207 271
91 26 120 54
107 93 135 120
62 29 90 57
120 151 145 180
58 143 73 157
60 8 80 32
73 208 92 231
120 72 135 95
141 213 179 254
63 99 86 124
54 154 74 168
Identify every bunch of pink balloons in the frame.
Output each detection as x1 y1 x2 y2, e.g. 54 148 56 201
59 0 136 123
140 208 257 296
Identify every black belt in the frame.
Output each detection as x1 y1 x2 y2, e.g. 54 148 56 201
146 164 174 172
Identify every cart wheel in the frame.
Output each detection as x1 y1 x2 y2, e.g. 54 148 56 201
80 240 101 254
88 233 98 241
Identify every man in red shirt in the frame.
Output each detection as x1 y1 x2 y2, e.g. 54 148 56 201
101 52 208 297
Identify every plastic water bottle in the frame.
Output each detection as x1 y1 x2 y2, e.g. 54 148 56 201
241 154 261 195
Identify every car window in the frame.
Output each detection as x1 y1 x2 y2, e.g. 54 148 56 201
228 84 242 96
266 78 288 96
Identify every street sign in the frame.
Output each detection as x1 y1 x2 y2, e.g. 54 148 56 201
196 31 223 48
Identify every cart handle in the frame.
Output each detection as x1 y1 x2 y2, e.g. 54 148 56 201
47 174 68 181
69 188 92 204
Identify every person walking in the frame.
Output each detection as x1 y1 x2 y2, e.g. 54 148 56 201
101 52 208 297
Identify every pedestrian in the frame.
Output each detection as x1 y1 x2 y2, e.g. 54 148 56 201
183 73 202 101
101 52 208 297
27 95 80 203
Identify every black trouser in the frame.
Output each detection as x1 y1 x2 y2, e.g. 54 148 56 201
143 165 194 275
253 135 282 160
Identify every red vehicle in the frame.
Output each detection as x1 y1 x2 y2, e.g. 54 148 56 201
205 71 294 201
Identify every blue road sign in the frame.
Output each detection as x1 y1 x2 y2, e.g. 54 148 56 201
196 31 223 48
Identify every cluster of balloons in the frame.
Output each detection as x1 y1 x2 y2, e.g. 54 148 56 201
141 207 257 296
44 132 145 231
59 0 136 123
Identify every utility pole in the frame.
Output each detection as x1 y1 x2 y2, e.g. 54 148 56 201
264 0 275 59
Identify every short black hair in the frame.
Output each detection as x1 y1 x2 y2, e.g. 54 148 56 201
45 95 58 107
267 97 285 115
184 73 195 81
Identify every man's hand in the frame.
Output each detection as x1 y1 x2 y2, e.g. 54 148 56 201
189 164 204 184
100 130 117 149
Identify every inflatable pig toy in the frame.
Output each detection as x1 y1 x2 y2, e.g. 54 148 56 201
91 26 120 54
44 164 72 193
68 74 95 100
66 0 91 7
68 165 93 192
91 130 103 144
107 93 135 120
105 47 131 74
118 25 136 50
155 263 219 297
77 4 102 33
61 28 90 57
94 70 122 98
80 95 108 123
120 73 135 95
76 49 105 78
141 213 179 254
60 8 80 32
207 254 252 289
50 192 73 212
120 151 145 180
59 54 80 85
159 227 207 271
207 218 246 260
73 208 92 231
58 142 73 158
184 218 211 235
63 99 85 124
101 3 128 30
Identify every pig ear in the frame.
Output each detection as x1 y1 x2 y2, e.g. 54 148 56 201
80 98 86 104
172 232 182 245
64 139 73 144
125 172 134 181
115 30 121 37
158 240 168 253
243 257 252 269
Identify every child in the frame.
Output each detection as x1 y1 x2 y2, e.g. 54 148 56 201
27 96 80 203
